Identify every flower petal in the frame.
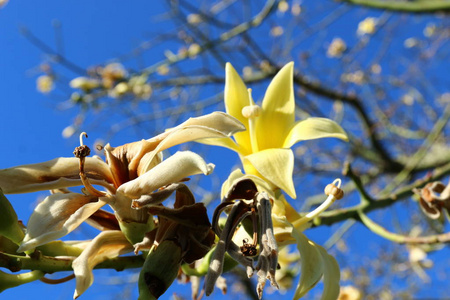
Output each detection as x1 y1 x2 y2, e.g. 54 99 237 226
243 148 296 198
138 125 237 175
291 227 325 300
196 136 242 154
72 230 133 299
283 117 348 148
175 111 246 136
256 62 295 150
117 151 214 199
0 157 114 194
224 63 253 154
18 193 107 253
316 244 340 300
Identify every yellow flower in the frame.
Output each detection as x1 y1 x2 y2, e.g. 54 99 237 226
327 37 347 58
203 62 347 198
36 75 54 94
357 17 377 36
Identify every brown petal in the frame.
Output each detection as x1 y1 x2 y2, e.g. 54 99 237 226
0 157 114 194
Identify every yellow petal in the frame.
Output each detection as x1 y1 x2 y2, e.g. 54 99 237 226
272 193 301 223
18 193 107 253
72 230 133 299
118 151 214 199
283 117 348 148
0 157 114 194
224 63 252 154
243 148 296 198
317 244 341 300
291 227 325 300
196 137 241 154
256 62 295 150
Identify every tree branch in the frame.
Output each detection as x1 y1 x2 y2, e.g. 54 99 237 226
340 0 450 13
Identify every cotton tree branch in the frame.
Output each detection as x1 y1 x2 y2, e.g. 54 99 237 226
340 0 450 13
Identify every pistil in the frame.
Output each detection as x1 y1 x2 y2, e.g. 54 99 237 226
293 178 343 228
74 132 106 197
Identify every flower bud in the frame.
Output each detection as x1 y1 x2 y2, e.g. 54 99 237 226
138 240 182 300
0 189 24 245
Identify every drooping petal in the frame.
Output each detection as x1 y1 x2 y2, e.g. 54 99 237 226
138 125 231 174
0 157 114 194
243 148 296 198
283 117 348 148
256 62 295 150
18 193 107 253
291 227 325 300
117 151 214 199
72 230 133 299
316 244 340 300
224 63 252 155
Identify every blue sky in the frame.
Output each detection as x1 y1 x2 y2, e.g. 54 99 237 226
1 1 449 300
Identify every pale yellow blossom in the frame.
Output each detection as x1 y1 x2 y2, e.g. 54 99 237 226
327 38 347 58
36 75 54 94
357 17 378 36
338 285 363 300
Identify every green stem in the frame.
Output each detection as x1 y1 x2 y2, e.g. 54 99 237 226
0 251 144 273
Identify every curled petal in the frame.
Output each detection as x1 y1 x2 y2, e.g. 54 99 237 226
18 193 107 253
243 148 296 198
72 230 133 299
118 151 214 199
220 168 275 200
418 197 441 219
256 62 295 150
0 157 114 194
283 117 348 148
175 111 246 137
138 125 231 175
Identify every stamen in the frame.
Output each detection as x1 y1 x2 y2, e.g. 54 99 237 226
241 89 260 153
293 178 343 228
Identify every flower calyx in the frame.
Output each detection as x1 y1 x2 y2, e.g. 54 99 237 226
205 177 279 299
